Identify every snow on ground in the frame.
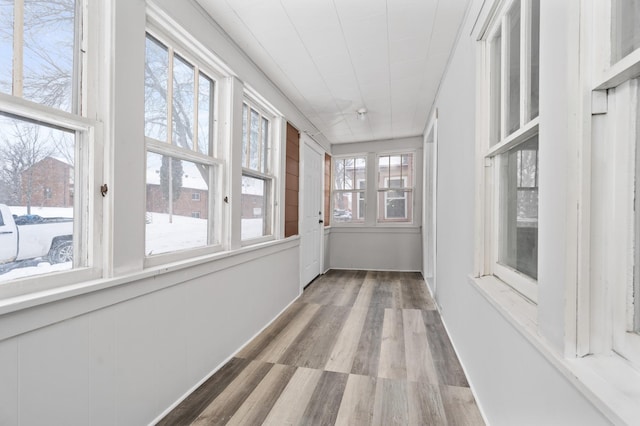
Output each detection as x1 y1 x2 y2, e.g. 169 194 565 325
0 261 71 282
9 206 73 218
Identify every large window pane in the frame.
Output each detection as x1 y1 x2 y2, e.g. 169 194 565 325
262 117 269 173
198 73 212 155
0 112 76 282
145 152 210 255
241 174 270 240
490 29 502 145
22 0 76 112
145 35 168 141
498 134 538 279
0 0 13 95
613 0 640 63
249 108 260 171
333 192 364 223
507 0 521 135
172 55 195 150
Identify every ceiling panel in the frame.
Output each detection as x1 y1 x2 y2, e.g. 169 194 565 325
196 0 470 144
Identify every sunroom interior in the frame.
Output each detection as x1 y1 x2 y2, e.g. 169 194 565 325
1 0 640 424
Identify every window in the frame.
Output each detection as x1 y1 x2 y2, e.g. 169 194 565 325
144 32 220 257
241 99 274 241
482 0 540 301
589 0 640 369
377 154 414 223
191 211 200 219
0 0 97 287
332 156 366 223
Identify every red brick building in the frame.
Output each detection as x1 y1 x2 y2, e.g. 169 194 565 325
20 157 74 208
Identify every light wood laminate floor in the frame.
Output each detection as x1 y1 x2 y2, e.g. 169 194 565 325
158 270 484 425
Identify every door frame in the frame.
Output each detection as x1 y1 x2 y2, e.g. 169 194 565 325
299 135 326 292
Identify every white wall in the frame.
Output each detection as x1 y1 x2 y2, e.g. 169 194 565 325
428 0 610 424
0 242 300 425
329 137 423 272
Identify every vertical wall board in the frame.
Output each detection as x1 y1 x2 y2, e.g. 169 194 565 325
19 318 90 425
0 338 18 426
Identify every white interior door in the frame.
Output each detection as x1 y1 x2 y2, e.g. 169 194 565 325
301 142 323 287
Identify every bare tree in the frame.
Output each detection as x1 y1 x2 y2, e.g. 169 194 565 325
0 120 55 213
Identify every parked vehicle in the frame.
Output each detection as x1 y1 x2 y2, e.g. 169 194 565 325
0 204 73 265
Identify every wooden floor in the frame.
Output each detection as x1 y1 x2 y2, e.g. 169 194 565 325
158 270 484 425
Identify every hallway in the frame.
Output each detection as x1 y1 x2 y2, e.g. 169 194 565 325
159 270 484 425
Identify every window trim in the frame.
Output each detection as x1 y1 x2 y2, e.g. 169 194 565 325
331 155 368 226
142 26 225 265
240 96 277 244
478 0 540 302
376 152 415 224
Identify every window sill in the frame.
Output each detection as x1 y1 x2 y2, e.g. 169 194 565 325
329 225 421 234
469 274 640 425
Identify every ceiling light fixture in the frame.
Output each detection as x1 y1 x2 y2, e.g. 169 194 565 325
356 108 368 121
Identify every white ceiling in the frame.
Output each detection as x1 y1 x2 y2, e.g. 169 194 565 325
195 0 470 145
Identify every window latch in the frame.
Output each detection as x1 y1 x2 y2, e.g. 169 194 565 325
100 184 108 197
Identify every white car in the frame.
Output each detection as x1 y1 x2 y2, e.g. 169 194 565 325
0 204 74 266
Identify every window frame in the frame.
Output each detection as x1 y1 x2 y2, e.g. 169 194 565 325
143 26 225 265
376 152 415 224
240 95 276 245
331 155 367 226
583 0 640 368
479 0 540 303
0 0 104 299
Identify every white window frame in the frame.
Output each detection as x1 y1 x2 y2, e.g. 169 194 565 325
240 95 276 245
143 24 225 266
357 178 366 221
331 155 367 225
0 0 104 299
376 152 414 224
587 0 640 368
192 192 201 201
478 0 540 303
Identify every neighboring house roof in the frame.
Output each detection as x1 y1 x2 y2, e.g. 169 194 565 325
146 159 209 191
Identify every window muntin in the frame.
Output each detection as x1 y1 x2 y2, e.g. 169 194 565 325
506 0 521 136
0 0 95 288
1 0 79 112
377 154 414 223
144 31 221 257
241 99 274 241
612 0 640 63
0 112 81 283
332 156 366 224
484 0 540 297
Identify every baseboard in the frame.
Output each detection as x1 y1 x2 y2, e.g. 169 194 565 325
327 267 422 273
